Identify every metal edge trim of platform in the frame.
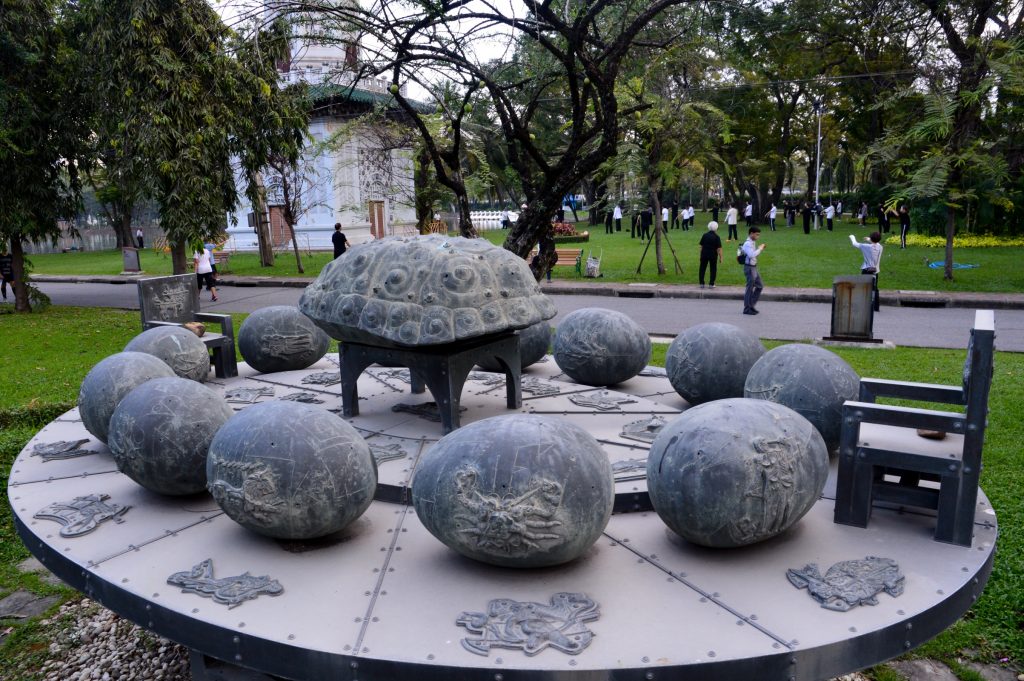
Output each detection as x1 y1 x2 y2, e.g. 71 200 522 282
13 506 996 681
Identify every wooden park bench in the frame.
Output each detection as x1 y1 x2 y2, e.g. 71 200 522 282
544 248 583 281
136 274 238 379
833 309 995 546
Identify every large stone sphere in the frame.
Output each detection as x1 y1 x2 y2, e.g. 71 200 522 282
744 344 860 451
666 323 766 405
476 322 551 372
107 377 233 495
78 351 177 444
412 414 614 567
552 308 651 385
207 402 377 539
237 306 331 374
125 326 210 382
646 398 829 548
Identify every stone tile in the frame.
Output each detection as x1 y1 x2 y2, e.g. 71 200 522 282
889 659 959 681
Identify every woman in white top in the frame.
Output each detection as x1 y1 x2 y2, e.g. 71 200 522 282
194 247 219 302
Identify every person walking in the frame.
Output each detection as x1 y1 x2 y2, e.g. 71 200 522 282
725 203 739 241
824 202 835 231
850 231 883 311
801 202 812 234
135 228 144 249
500 206 511 230
639 206 653 241
698 221 723 289
741 226 766 315
0 245 14 301
662 205 670 233
743 201 753 228
194 246 219 302
898 205 911 249
332 222 349 259
613 202 623 232
765 203 777 231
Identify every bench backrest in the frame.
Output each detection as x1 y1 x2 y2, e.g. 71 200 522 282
963 310 995 453
138 274 200 327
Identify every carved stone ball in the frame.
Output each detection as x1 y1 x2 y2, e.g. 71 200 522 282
744 343 860 451
207 402 377 539
476 322 551 371
78 351 176 444
666 323 766 405
124 326 210 382
237 306 331 374
107 377 233 495
411 414 614 568
298 235 557 347
646 398 829 548
552 308 651 385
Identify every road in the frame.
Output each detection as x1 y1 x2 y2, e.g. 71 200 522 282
34 281 1024 351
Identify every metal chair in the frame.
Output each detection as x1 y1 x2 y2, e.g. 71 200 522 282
833 310 995 547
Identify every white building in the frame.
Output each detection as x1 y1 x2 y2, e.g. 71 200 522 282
226 24 420 251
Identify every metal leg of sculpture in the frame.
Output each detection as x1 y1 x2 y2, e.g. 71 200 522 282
834 409 873 528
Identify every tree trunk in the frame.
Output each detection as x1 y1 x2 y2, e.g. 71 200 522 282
171 241 188 275
943 204 955 281
252 172 275 267
10 237 30 313
287 219 304 274
455 193 477 238
117 210 133 250
414 147 432 231
650 188 665 275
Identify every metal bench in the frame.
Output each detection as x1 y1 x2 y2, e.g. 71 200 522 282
136 274 238 379
833 309 995 546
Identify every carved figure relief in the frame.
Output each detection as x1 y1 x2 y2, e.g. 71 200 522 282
638 366 667 377
34 494 130 537
225 387 275 404
620 415 667 443
453 465 564 554
151 286 190 320
167 559 283 608
456 592 600 656
369 442 406 465
32 439 93 462
208 460 284 526
787 556 904 611
392 402 466 422
468 371 506 387
730 437 797 544
374 368 412 384
568 390 637 411
611 457 648 481
521 377 560 397
302 371 341 386
279 391 325 404
261 333 313 359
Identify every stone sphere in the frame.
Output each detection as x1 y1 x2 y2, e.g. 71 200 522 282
646 398 829 548
207 402 377 539
552 308 651 385
298 235 556 346
744 344 860 451
78 352 177 444
107 377 233 495
412 414 614 567
666 323 766 405
476 322 551 372
124 326 210 382
237 306 331 374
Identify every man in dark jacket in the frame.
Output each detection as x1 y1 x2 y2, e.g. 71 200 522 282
332 223 349 259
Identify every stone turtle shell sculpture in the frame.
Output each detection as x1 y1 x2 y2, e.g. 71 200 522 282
299 235 557 347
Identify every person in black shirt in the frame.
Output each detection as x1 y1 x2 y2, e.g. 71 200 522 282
877 204 891 233
698 221 723 288
898 205 911 249
0 245 14 300
711 201 719 223
801 202 812 234
332 223 349 258
639 206 653 241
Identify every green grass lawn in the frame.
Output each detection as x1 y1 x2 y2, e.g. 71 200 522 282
26 214 1024 293
1 305 1021 674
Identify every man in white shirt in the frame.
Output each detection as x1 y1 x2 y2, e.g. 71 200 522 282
725 203 739 241
743 202 753 227
741 226 766 315
135 228 144 249
613 202 623 232
662 206 669 232
825 202 836 231
500 207 511 229
765 203 777 231
850 231 883 311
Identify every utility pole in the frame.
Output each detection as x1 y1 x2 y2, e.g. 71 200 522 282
813 97 823 231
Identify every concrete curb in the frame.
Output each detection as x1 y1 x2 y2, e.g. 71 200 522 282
30 274 1024 310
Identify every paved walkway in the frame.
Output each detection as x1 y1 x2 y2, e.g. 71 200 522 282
32 274 1024 352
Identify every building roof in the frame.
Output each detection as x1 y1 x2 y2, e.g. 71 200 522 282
307 82 433 114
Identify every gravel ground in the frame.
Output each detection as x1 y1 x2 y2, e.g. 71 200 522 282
35 599 190 681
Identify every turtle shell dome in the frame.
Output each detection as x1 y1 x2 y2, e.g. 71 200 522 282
299 235 557 346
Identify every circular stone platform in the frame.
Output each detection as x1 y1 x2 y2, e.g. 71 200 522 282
9 356 997 681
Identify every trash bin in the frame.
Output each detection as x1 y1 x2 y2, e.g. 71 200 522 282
826 275 876 341
121 247 141 273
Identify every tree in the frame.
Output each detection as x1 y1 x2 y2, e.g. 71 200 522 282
0 0 90 312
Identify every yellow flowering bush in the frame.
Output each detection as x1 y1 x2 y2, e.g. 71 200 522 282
884 233 1024 248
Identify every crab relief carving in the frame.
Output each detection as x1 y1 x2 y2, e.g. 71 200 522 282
787 556 905 612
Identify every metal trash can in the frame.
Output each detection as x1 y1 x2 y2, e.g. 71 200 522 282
826 275 876 341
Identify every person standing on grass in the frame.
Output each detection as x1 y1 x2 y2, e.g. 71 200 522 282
741 226 766 315
898 205 911 249
500 206 511 230
0 245 14 301
332 222 349 259
837 199 843 221
765 202 777 231
744 201 753 228
711 201 720 223
825 202 835 231
698 221 723 289
725 203 739 241
662 205 670 233
194 246 219 302
850 231 883 311
801 201 812 234
689 203 696 230
877 203 891 233
639 205 653 241
135 228 144 249
613 202 623 232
